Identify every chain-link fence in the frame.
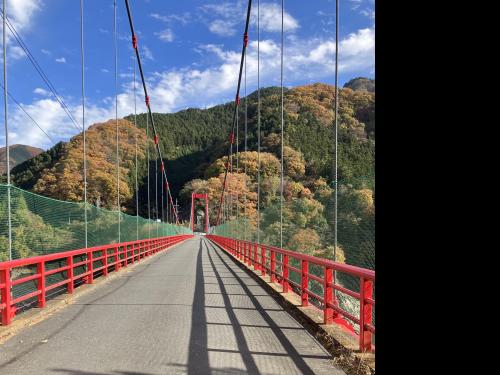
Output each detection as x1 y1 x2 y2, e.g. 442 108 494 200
0 183 192 262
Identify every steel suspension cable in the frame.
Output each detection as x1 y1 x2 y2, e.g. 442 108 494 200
333 0 339 262
3 0 12 260
257 0 261 245
155 155 158 237
146 115 151 238
236 99 239 222
114 0 121 242
244 47 248 241
280 0 284 248
0 83 53 143
80 0 88 249
134 60 139 240
161 167 164 229
123 0 179 224
0 9 81 132
214 0 253 226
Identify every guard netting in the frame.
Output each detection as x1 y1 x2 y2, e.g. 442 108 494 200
0 183 191 262
209 176 374 335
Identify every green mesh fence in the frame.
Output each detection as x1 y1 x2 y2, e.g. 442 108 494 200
209 177 374 334
0 183 192 262
0 183 191 312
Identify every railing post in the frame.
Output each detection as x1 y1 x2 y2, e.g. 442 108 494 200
324 267 334 324
87 251 94 284
261 246 266 276
103 248 109 276
283 255 289 293
270 250 276 283
1 269 12 325
37 261 46 308
123 245 128 267
301 260 309 306
67 255 74 294
131 244 135 264
254 244 259 271
115 246 120 270
360 278 373 352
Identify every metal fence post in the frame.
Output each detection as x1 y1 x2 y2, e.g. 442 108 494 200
87 250 94 284
0 269 12 325
67 255 74 293
360 278 373 352
270 250 276 283
283 254 289 293
103 248 109 276
301 260 308 306
261 245 266 276
37 261 46 308
324 267 333 324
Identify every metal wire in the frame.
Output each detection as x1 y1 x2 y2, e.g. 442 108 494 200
146 114 151 238
155 154 158 237
134 60 139 240
123 0 180 224
0 9 81 132
80 0 88 249
243 47 247 242
114 0 120 242
333 0 339 262
2 0 12 260
257 0 261 245
280 0 284 249
0 83 53 143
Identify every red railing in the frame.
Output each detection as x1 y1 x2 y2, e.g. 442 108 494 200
0 234 193 326
207 234 375 353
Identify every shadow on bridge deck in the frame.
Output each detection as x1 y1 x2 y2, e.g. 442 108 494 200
0 237 345 375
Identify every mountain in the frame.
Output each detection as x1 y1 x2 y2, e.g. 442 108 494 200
10 82 375 220
343 77 375 93
0 144 44 174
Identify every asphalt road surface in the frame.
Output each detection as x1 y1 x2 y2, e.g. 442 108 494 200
0 236 346 375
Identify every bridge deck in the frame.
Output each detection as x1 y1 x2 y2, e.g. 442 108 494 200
0 237 345 375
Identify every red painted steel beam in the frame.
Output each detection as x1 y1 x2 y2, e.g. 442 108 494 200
0 234 193 326
206 234 375 353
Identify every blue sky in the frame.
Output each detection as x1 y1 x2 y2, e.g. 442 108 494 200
1 0 374 150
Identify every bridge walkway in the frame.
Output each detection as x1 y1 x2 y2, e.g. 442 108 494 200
0 236 345 375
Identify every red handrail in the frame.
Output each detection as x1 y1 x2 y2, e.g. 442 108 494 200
0 234 193 326
206 234 375 353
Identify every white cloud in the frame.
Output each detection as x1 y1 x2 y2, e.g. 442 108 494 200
2 26 374 150
55 57 66 63
360 9 375 19
142 46 154 60
9 46 26 60
155 28 174 42
150 12 191 25
101 68 109 73
8 0 42 34
33 87 51 96
41 48 51 55
209 20 236 36
202 1 299 36
253 3 299 32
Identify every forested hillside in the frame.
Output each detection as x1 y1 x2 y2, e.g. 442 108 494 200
0 144 44 174
8 81 374 224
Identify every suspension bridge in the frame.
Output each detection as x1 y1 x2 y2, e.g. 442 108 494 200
0 1 375 374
